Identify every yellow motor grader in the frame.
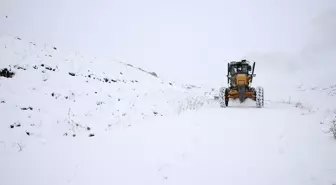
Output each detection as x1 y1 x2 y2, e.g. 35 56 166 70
218 59 264 108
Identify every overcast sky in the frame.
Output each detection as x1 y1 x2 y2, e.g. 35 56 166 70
0 0 335 86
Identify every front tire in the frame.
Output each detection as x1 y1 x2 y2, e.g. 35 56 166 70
219 87 229 108
238 86 246 103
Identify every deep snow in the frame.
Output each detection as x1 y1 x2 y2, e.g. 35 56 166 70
2 100 336 185
1 34 336 185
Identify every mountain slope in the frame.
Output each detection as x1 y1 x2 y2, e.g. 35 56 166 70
0 34 208 152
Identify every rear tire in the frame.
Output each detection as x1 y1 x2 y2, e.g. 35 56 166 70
256 86 264 108
219 87 228 108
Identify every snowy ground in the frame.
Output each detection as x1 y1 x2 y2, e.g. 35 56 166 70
2 100 336 185
1 34 336 185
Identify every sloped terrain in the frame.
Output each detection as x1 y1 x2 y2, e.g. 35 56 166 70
0 34 208 152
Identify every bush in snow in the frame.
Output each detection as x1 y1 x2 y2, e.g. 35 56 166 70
331 119 336 139
177 96 213 114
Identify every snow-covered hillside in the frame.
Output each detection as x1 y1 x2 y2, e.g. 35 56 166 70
1 32 336 185
0 34 210 152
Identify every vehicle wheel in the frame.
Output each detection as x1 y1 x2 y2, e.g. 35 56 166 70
219 87 228 108
256 86 264 108
238 86 246 103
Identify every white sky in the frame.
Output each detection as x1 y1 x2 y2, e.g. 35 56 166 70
0 0 335 86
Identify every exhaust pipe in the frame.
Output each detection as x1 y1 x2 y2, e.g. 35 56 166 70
251 62 255 83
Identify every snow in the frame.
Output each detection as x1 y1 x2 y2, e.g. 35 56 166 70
1 33 336 185
0 34 207 151
2 100 336 185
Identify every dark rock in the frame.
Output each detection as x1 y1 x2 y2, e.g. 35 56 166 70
89 133 95 137
45 66 53 71
0 68 15 78
21 107 33 111
69 72 76 76
149 72 158 77
96 101 104 105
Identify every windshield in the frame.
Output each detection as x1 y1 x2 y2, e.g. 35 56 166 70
231 65 248 74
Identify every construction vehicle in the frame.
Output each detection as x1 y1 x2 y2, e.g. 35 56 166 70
218 59 264 108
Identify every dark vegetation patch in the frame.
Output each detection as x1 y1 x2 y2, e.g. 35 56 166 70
10 122 22 129
0 68 15 78
21 107 33 111
45 66 55 71
13 65 26 70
